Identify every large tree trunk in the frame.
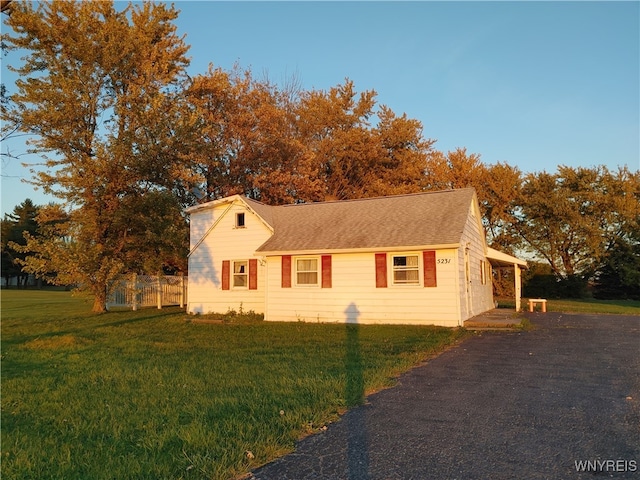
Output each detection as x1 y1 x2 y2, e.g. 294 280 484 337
92 288 108 313
561 252 575 278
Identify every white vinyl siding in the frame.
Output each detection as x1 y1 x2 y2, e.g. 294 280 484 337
264 250 461 326
187 201 270 314
457 201 494 320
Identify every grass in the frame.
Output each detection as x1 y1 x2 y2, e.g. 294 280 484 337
543 298 640 315
496 297 640 315
1 290 468 480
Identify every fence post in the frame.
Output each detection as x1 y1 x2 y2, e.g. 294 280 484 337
131 273 138 311
179 275 185 308
156 275 162 309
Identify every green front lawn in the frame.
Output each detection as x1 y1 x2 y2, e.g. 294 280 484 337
1 290 467 479
543 298 640 315
496 297 640 315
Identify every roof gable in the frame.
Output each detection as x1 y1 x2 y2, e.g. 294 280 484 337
186 195 274 258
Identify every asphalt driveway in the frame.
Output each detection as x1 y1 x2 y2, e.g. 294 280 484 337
251 313 640 480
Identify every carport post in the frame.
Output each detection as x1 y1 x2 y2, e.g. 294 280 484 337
515 264 522 312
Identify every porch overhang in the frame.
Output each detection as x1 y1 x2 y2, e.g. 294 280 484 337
486 248 527 312
486 248 527 269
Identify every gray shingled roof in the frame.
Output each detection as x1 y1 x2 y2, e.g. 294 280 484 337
247 188 476 253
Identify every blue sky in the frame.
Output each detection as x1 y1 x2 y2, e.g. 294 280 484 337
2 1 639 216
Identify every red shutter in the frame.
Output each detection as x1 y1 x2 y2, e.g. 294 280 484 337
281 255 292 288
249 259 258 290
221 260 230 290
321 255 332 288
423 250 437 287
375 253 387 288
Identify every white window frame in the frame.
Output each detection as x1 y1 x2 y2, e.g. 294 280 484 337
232 260 248 289
391 254 421 286
235 212 246 228
481 260 488 285
294 256 320 287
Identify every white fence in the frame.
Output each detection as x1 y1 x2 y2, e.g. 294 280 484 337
107 274 187 311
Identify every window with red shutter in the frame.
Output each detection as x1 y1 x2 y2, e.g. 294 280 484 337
281 255 292 288
295 258 318 285
232 261 248 288
375 253 387 288
221 260 230 290
249 258 258 290
423 250 437 287
321 255 332 288
392 255 420 285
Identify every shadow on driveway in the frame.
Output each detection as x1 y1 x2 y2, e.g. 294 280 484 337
252 313 640 480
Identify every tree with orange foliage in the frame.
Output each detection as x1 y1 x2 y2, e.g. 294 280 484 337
185 66 324 205
515 165 639 282
296 79 434 201
2 1 191 311
186 75 434 204
424 147 523 249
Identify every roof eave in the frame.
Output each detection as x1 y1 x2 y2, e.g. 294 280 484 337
185 195 244 214
255 243 461 256
186 195 274 233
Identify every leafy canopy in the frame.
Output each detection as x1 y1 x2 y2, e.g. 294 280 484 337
2 0 191 311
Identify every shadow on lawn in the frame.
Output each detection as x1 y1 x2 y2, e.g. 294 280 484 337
344 302 370 480
2 308 182 347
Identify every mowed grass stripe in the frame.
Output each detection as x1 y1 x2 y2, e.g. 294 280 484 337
1 290 467 480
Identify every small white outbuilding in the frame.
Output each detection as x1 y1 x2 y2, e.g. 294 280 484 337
186 188 525 327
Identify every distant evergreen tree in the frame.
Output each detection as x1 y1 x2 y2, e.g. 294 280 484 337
1 199 39 287
593 236 640 300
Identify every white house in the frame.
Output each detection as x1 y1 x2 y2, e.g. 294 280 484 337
186 188 526 327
